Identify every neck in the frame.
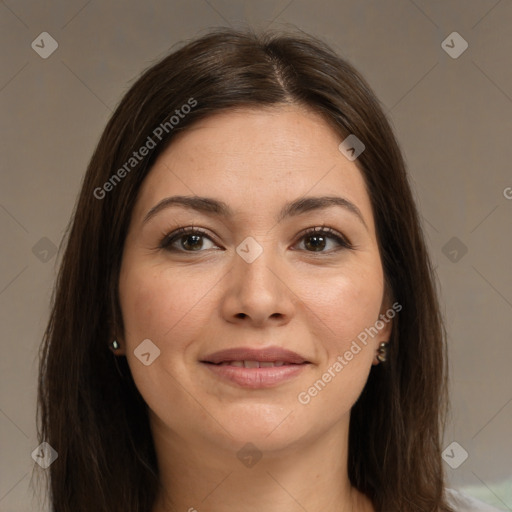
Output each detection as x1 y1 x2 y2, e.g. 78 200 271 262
150 413 374 512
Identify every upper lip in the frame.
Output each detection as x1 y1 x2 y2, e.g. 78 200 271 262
201 346 309 364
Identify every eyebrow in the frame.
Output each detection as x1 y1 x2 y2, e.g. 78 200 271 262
142 194 368 230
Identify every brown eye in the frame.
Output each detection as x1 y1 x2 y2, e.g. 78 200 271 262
160 227 217 252
296 227 352 253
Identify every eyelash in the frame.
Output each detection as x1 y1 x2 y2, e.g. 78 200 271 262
159 224 353 254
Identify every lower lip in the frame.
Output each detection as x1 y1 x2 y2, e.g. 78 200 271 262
202 362 308 389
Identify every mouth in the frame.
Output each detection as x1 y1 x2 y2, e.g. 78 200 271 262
200 346 311 388
204 360 303 368
201 346 309 365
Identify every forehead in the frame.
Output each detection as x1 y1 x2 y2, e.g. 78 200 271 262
161 105 342 169
132 106 375 231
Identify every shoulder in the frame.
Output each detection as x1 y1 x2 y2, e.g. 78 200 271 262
445 488 506 511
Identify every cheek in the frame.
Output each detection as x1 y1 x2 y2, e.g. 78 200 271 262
119 263 210 347
118 263 210 413
303 262 384 349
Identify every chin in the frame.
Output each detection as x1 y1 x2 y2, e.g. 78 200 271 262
214 404 311 449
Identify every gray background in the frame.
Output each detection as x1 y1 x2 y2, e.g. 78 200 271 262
1 1 511 511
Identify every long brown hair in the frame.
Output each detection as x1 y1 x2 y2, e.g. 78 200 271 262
37 26 452 511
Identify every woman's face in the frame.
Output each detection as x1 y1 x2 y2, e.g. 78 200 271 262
118 105 392 455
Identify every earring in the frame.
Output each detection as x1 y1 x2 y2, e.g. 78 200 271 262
377 342 388 363
111 340 120 350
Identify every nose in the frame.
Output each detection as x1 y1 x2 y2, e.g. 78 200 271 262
219 241 296 327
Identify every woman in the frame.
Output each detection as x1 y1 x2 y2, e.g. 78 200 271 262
37 27 502 511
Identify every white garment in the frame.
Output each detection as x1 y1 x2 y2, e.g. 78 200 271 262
445 488 507 511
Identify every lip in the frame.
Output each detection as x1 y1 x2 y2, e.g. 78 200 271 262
201 346 309 365
200 346 310 389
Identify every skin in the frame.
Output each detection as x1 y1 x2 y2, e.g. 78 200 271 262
116 105 393 512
